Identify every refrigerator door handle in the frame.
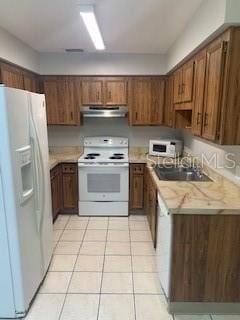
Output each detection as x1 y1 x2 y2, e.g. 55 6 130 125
29 105 45 234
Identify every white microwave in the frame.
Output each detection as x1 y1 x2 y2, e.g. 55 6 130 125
149 139 183 158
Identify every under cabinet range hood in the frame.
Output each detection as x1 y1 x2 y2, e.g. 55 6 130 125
81 106 128 118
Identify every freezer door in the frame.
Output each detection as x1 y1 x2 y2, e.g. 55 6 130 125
29 92 53 274
0 87 43 317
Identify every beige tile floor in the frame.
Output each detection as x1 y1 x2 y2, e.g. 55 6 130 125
25 214 240 320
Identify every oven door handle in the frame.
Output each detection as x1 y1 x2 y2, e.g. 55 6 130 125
78 163 129 168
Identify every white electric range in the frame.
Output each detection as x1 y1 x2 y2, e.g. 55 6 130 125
78 137 129 216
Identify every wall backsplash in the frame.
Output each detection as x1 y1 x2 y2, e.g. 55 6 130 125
183 131 240 182
47 118 180 147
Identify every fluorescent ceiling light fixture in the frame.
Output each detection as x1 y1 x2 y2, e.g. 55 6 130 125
79 5 105 50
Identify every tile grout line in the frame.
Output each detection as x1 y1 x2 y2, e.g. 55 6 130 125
129 217 137 320
96 217 109 320
57 215 90 320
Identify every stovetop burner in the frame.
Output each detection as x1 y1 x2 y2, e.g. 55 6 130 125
84 156 96 159
86 153 100 157
113 153 124 156
109 156 124 160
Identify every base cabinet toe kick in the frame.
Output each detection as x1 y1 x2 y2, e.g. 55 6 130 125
156 194 240 314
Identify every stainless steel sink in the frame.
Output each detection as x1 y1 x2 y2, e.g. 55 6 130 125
154 165 212 182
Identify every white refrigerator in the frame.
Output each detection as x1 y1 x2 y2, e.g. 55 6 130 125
0 86 53 318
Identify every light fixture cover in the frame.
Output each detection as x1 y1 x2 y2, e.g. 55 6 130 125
79 5 105 50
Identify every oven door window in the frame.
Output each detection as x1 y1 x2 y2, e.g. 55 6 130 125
87 173 120 193
153 144 167 153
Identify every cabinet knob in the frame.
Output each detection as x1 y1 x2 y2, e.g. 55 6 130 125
203 112 208 127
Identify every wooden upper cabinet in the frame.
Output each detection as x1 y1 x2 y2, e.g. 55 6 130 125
164 75 174 127
192 50 207 136
151 78 165 125
181 60 194 102
81 80 104 105
201 40 226 141
131 77 164 125
105 80 127 105
131 78 151 125
43 77 80 126
173 69 182 104
23 72 38 92
173 60 194 104
43 80 59 124
0 63 24 89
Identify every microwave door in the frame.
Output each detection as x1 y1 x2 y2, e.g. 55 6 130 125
153 144 167 153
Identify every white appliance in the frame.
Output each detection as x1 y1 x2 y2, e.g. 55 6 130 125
149 139 183 158
156 192 172 299
78 137 129 216
0 86 53 318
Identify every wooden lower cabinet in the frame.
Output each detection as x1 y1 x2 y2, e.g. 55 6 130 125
62 163 78 211
50 165 62 221
129 164 145 212
145 168 158 247
50 163 78 221
170 214 240 303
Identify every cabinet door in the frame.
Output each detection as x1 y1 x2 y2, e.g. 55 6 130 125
62 164 78 209
150 78 165 125
192 50 207 136
202 40 226 141
130 164 144 209
50 166 62 221
57 79 80 125
81 80 103 105
43 80 59 124
105 80 127 105
132 79 151 125
0 63 24 89
173 69 182 104
23 73 38 92
164 76 174 127
181 60 194 103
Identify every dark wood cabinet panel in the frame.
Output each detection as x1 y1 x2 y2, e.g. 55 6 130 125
192 50 207 136
0 63 24 89
50 165 62 221
43 77 80 125
145 168 158 247
105 80 127 105
23 72 39 92
201 40 226 141
181 60 194 103
81 80 104 105
130 164 145 210
173 69 182 104
170 214 240 303
62 163 78 210
164 75 174 127
131 77 164 125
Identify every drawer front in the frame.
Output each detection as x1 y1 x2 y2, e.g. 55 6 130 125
62 163 77 173
131 164 144 174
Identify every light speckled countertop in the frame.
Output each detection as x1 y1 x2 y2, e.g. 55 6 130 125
49 146 83 170
49 146 240 214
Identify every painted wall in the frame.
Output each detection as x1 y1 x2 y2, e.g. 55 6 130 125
38 52 167 75
48 117 180 147
0 26 39 72
166 0 227 71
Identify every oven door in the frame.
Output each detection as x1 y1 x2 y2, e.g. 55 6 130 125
78 163 129 202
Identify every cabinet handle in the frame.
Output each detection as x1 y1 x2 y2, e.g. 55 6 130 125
197 112 201 125
97 91 100 100
70 111 73 120
135 112 138 120
203 112 208 127
108 91 111 100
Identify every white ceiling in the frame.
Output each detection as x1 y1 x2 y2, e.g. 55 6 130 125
0 0 203 54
